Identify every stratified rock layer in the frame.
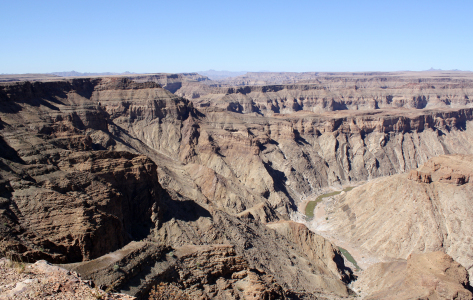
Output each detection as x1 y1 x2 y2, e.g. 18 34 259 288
0 150 162 263
186 71 473 114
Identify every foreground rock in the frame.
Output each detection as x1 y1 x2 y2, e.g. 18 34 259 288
0 257 134 300
148 244 286 300
352 252 473 300
323 154 473 284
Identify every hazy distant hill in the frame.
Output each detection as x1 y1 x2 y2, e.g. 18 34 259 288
51 71 136 77
197 69 247 80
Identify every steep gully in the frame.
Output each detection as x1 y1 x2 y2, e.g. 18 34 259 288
2 76 473 297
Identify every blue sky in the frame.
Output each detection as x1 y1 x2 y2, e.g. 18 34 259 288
1 0 472 73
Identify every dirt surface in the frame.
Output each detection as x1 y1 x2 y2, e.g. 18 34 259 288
0 258 134 300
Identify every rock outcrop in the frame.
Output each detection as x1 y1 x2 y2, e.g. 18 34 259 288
64 242 335 299
149 244 286 300
0 150 162 263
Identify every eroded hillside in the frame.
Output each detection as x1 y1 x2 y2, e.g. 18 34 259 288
317 154 473 285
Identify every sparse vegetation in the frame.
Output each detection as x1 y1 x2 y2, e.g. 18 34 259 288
4 251 27 274
149 282 190 300
13 260 26 273
90 286 104 299
338 247 361 271
90 284 115 299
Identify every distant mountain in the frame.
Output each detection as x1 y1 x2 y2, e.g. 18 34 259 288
425 68 467 72
196 70 247 80
51 71 136 77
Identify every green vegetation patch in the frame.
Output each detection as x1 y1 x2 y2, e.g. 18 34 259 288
305 187 354 219
338 246 361 271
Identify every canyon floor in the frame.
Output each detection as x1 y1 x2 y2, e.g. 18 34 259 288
1 71 473 299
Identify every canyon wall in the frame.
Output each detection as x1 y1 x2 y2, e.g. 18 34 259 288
192 81 473 115
3 77 473 213
162 71 473 115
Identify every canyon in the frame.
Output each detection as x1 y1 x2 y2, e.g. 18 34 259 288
1 71 473 299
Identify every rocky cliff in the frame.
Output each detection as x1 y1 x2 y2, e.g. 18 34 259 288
190 107 473 210
0 149 162 263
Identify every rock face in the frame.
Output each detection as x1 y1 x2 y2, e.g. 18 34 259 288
323 154 473 284
266 221 353 284
149 244 286 300
154 208 352 297
0 150 162 263
352 252 473 300
64 241 170 298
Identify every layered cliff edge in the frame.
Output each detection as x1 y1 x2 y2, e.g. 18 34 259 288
2 77 473 298
173 71 473 115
